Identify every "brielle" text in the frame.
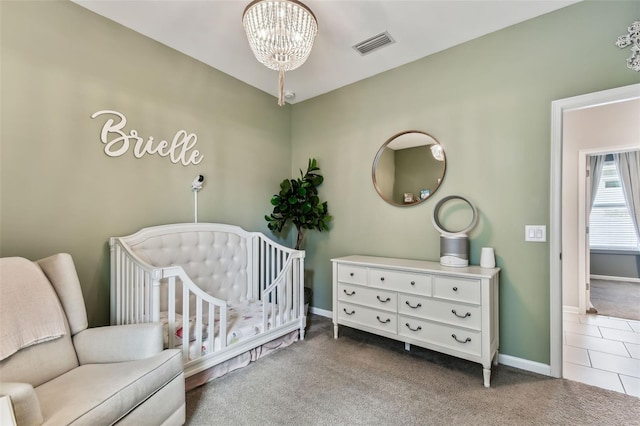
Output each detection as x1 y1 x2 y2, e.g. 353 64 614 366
91 110 204 166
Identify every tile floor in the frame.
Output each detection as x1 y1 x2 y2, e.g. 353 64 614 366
563 312 640 397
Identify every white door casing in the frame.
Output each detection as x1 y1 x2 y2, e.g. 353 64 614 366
549 83 640 379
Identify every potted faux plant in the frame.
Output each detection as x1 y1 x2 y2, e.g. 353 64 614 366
265 158 332 250
265 158 332 323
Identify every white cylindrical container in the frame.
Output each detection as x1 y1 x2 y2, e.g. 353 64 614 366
480 247 496 268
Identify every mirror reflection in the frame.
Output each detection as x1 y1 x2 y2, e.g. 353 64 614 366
372 130 446 206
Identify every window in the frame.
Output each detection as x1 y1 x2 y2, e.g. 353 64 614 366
589 160 639 251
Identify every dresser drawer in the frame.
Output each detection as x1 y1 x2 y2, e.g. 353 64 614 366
338 283 397 312
433 276 480 304
369 268 432 296
399 316 481 357
337 264 368 285
338 302 397 334
398 294 481 330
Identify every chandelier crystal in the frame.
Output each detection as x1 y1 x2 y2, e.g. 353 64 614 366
243 0 318 105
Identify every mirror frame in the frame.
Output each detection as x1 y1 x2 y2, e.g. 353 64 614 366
372 130 446 207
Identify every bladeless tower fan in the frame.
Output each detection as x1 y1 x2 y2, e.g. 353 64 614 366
432 195 478 267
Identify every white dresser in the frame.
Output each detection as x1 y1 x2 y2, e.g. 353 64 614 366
332 255 500 387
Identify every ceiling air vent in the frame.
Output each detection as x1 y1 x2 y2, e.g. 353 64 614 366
353 31 395 56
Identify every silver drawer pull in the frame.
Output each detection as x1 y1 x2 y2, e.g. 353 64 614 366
376 295 391 303
451 334 471 344
452 287 458 292
405 301 422 309
451 309 471 319
376 316 391 324
343 308 355 316
410 281 416 286
405 323 422 332
343 289 356 296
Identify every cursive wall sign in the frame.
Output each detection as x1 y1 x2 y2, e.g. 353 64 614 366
91 110 204 166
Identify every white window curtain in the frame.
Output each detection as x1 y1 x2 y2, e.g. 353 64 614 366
589 155 607 211
613 150 640 243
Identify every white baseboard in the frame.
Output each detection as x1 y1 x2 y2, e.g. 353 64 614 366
309 306 332 318
563 305 580 315
498 354 551 376
591 274 640 284
308 307 553 377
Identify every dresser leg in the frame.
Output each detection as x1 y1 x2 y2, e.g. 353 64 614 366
483 367 491 388
404 342 411 351
333 324 338 339
493 351 499 366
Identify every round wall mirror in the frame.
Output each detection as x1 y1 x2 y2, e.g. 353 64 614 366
372 130 446 206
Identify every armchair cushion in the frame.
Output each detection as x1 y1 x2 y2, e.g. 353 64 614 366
73 323 164 364
36 254 88 335
35 349 183 425
0 382 43 426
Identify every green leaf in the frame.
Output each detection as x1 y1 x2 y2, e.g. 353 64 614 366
310 175 323 186
288 196 297 204
281 179 292 190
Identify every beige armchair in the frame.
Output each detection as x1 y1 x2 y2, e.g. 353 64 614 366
0 253 185 425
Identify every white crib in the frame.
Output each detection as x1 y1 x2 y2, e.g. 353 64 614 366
109 223 305 382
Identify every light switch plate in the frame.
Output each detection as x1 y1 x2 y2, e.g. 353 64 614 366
525 225 546 242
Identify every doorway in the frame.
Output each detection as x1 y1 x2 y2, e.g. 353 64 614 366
577 148 640 320
582 150 640 321
549 83 640 380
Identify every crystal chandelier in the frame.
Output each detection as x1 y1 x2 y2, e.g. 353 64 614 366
616 21 640 72
243 0 318 106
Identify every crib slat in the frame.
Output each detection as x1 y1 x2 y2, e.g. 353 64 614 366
219 300 227 350
134 265 142 323
168 277 176 350
114 246 121 324
182 280 190 362
208 303 214 355
268 242 273 295
144 271 150 322
299 256 306 340
126 251 131 322
195 296 203 359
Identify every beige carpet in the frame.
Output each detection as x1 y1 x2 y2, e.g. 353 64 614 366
186 315 639 425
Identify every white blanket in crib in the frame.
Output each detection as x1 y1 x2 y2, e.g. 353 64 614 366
160 300 282 359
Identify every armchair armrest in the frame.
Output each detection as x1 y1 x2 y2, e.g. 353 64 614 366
0 382 43 426
73 323 163 364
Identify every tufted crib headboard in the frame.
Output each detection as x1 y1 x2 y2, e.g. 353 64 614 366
112 223 259 313
127 229 251 305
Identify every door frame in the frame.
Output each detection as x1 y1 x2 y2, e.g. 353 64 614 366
549 83 640 378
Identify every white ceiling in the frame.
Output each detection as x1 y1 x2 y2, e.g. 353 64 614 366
72 0 579 104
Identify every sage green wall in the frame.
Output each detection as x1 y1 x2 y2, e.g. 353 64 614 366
0 1 291 326
291 1 640 364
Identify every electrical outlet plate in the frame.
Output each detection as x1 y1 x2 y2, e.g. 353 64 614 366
525 225 546 242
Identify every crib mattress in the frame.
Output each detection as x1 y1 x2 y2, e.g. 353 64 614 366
160 299 284 360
